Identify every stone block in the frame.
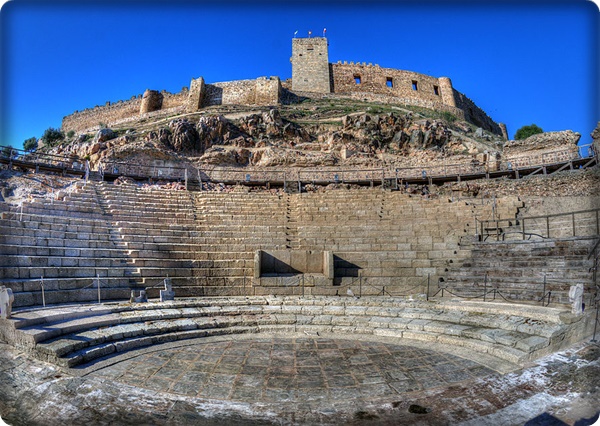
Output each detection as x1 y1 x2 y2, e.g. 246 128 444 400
515 335 549 353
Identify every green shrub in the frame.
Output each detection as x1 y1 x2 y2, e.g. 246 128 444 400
40 127 64 147
514 124 543 140
440 111 457 123
67 130 76 138
23 137 38 152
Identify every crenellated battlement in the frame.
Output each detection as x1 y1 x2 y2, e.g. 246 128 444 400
62 37 505 137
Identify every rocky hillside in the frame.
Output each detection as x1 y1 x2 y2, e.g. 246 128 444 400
40 98 507 170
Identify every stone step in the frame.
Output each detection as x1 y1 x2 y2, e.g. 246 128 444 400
0 255 131 268
0 244 130 258
0 265 141 280
0 297 581 370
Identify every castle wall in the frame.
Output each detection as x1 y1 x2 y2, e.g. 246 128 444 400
61 37 502 137
255 77 282 105
331 63 444 104
62 97 143 133
186 77 205 113
330 62 503 136
161 89 188 110
203 77 281 107
62 88 190 134
453 90 503 135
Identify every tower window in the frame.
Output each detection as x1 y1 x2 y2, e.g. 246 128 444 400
433 85 439 96
354 75 362 85
412 81 418 91
386 77 393 88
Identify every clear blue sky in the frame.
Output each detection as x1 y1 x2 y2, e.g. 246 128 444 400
1 0 598 149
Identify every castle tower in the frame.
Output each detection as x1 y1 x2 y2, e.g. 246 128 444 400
291 37 331 93
140 89 163 114
438 77 456 108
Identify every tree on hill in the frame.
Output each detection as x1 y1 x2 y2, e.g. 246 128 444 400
514 124 543 140
23 137 38 152
40 127 64 147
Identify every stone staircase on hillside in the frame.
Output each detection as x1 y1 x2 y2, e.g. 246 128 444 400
443 237 596 304
0 297 594 373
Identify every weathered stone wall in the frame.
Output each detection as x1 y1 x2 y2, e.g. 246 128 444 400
62 97 143 133
255 77 281 105
139 90 163 114
503 130 581 169
291 37 331 93
331 63 445 103
62 88 189 133
161 89 188 110
330 62 502 135
186 77 205 113
62 36 502 137
203 77 281 107
453 90 503 135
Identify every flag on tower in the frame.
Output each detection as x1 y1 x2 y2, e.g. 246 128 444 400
323 28 327 37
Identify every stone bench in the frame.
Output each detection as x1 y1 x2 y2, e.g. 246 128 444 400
0 296 591 371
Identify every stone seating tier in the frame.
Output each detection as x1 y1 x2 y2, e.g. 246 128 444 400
0 297 593 373
0 179 586 307
444 238 596 304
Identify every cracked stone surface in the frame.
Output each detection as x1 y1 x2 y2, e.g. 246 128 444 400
0 337 598 425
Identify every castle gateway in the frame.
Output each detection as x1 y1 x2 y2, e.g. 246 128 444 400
62 37 507 139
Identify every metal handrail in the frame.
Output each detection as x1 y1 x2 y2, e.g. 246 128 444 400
478 208 600 241
2 143 596 186
431 272 589 307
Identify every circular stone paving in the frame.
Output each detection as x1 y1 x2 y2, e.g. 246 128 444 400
90 337 496 404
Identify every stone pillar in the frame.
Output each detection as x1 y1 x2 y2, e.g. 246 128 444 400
186 77 205 112
323 251 334 279
254 250 262 279
140 89 163 114
438 77 456 108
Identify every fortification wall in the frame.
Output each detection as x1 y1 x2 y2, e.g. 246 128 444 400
162 89 189 110
62 97 143 133
331 63 446 104
329 62 502 135
453 90 502 135
202 77 281 108
62 88 190 133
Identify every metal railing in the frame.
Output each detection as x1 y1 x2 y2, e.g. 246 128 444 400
428 273 592 307
2 143 596 187
478 208 600 241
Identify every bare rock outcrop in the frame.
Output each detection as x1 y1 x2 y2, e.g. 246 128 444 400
169 119 200 152
196 115 243 152
146 128 171 147
238 109 309 142
504 130 581 153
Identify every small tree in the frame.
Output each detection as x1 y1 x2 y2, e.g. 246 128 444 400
40 127 64 147
23 137 38 152
514 124 543 140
